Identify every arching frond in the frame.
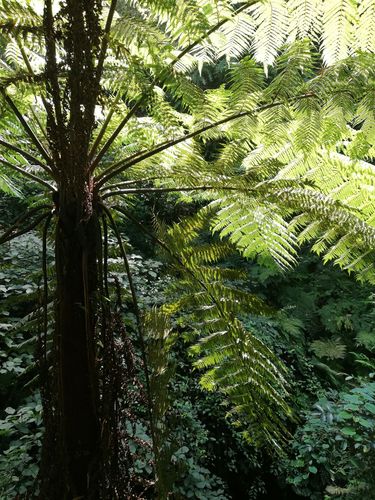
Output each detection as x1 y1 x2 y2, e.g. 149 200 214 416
156 214 291 448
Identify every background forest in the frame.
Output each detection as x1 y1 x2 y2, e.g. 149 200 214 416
0 0 375 499
2 198 375 499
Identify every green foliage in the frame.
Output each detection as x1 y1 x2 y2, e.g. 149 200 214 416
154 213 292 449
310 338 347 361
0 394 42 498
1 0 375 496
284 380 375 499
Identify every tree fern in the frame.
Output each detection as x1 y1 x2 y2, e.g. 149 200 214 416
1 1 375 494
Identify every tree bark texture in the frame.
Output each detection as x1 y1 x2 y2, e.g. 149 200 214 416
53 198 101 498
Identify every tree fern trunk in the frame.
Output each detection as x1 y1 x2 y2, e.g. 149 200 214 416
47 196 101 498
39 1 113 495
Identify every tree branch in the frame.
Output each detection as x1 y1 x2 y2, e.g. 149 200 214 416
95 94 314 188
0 157 55 191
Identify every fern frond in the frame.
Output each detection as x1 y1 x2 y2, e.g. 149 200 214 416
321 0 357 65
310 338 347 360
211 197 298 269
250 0 289 71
194 317 291 448
356 0 375 53
288 0 322 41
0 0 42 36
229 56 264 110
144 308 176 498
151 212 292 448
217 11 256 61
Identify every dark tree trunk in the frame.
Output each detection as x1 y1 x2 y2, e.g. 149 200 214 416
39 2 117 496
52 196 102 498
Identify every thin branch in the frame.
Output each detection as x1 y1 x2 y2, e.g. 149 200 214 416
91 1 260 171
95 94 315 188
0 211 51 245
0 157 56 191
101 204 156 455
1 90 52 164
0 138 52 174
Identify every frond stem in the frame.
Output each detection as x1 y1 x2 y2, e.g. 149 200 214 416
91 0 260 171
96 0 118 83
90 100 140 172
101 204 156 456
112 206 226 317
1 90 52 164
102 215 110 299
100 176 174 192
29 104 49 143
101 185 250 199
96 94 314 188
44 0 66 151
42 212 53 365
0 210 51 245
88 91 121 162
16 37 57 138
0 157 56 191
0 138 53 175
